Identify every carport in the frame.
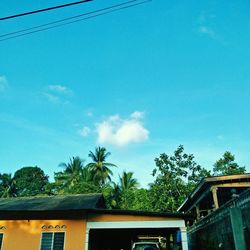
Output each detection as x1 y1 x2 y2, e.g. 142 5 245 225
85 210 189 250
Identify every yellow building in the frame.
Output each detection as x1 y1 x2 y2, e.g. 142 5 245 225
0 194 189 250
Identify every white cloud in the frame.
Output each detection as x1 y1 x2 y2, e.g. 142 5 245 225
43 93 60 103
196 11 225 43
44 84 72 103
217 135 224 140
0 75 8 92
131 111 144 119
198 26 215 38
48 84 70 94
86 111 93 117
79 126 91 137
96 112 149 146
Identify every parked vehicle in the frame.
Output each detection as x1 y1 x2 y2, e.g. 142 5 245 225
132 241 160 250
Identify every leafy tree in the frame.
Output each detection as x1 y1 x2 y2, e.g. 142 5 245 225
43 182 58 196
87 147 117 186
119 189 137 210
149 173 187 212
117 188 152 211
213 151 246 176
0 173 17 198
69 180 101 194
150 145 210 212
14 166 49 197
129 188 153 211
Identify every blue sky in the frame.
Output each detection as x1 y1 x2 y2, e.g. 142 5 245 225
1 0 250 187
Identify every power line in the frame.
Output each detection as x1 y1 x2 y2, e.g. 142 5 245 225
0 0 92 21
0 0 140 38
0 0 151 42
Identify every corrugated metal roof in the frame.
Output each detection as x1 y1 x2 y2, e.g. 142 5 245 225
0 194 191 220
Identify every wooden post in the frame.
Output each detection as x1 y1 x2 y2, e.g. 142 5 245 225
230 207 246 250
211 187 219 209
195 205 200 220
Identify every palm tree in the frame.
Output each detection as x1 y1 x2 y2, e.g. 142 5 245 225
113 171 139 209
105 171 138 209
55 156 86 190
0 173 17 198
118 171 138 192
86 147 117 186
104 182 121 209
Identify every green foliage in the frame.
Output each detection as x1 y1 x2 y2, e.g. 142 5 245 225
87 147 117 186
14 166 49 197
149 174 187 212
0 173 17 198
103 171 139 210
1 146 247 213
117 171 139 209
213 151 246 176
54 156 100 194
54 156 87 192
102 183 121 209
130 188 153 211
119 188 153 211
103 171 154 211
150 145 210 212
118 171 139 192
119 189 136 210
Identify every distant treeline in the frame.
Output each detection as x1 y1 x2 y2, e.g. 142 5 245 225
0 146 246 212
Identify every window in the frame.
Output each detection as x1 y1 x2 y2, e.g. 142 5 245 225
40 232 65 250
0 233 3 250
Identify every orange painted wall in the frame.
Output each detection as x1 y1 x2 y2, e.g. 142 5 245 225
0 219 86 250
0 214 182 249
87 213 180 222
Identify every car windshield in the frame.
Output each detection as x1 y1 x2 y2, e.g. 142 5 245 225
134 244 158 250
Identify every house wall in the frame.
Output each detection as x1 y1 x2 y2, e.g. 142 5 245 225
87 213 180 222
0 214 187 250
0 219 86 250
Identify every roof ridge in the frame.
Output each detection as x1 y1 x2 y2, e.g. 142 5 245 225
0 193 103 200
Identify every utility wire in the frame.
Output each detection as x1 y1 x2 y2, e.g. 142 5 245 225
0 0 92 21
0 0 151 42
0 0 140 38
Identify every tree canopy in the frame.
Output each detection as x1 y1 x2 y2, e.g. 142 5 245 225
0 146 247 212
150 145 211 211
213 151 246 176
0 173 16 198
14 166 49 197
